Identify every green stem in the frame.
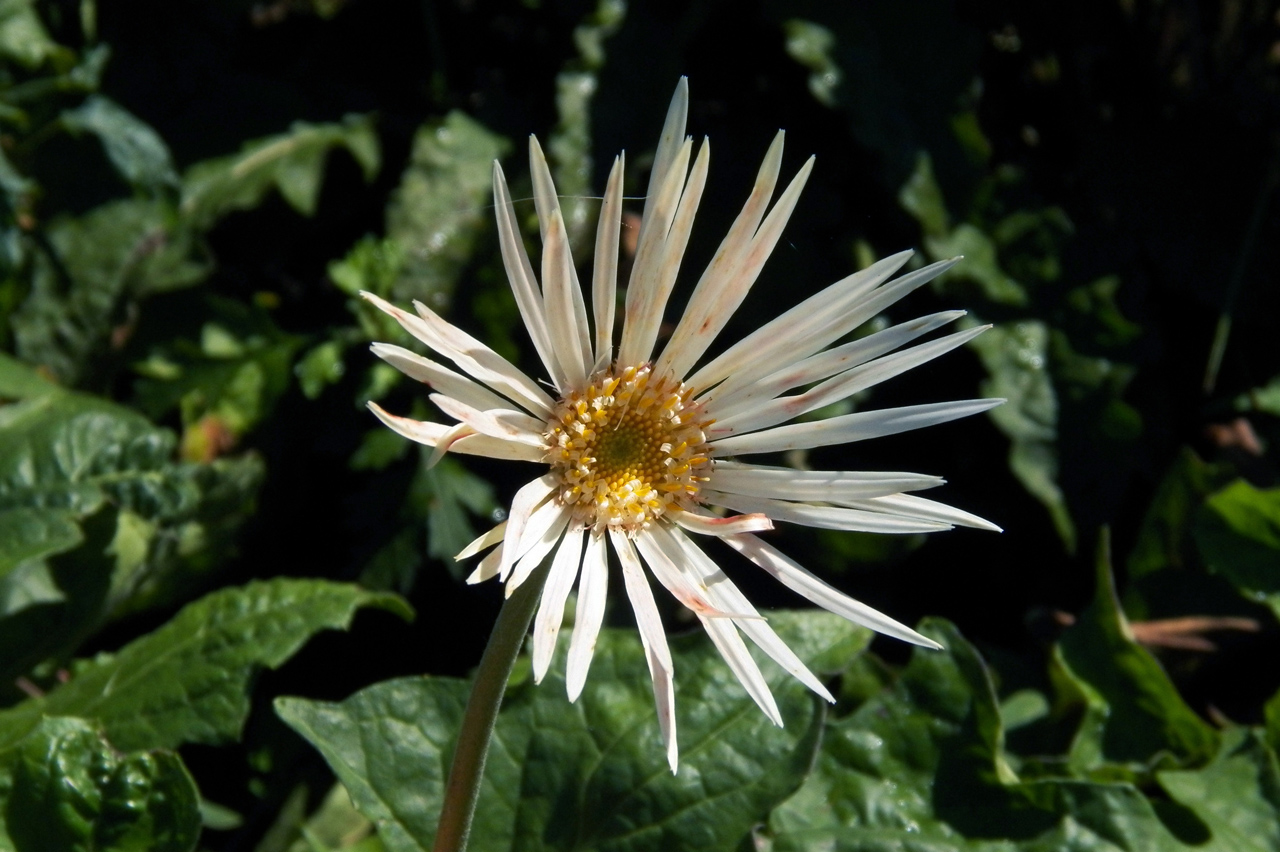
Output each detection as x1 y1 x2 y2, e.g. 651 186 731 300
433 559 549 852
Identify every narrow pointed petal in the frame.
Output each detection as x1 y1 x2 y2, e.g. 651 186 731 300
649 523 833 702
497 474 557 581
724 533 943 649
503 491 571 581
467 543 504 584
708 463 944 501
361 290 554 415
701 615 783 725
532 525 585 682
530 138 593 386
655 132 785 380
506 508 571 595
709 311 967 417
633 529 743 619
620 139 710 367
592 155 625 368
542 209 592 389
658 154 815 381
370 343 512 414
456 520 507 561
702 490 952 534
492 162 565 390
611 529 679 770
638 77 689 247
567 531 608 701
610 530 673 673
710 325 990 438
618 138 695 366
366 402 544 461
669 508 774 537
429 394 546 447
426 423 476 469
690 253 964 398
709 398 1004 456
841 493 1003 532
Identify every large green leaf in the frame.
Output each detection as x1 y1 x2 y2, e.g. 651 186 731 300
1057 533 1218 768
4 716 200 852
11 199 209 385
0 578 410 754
60 95 180 192
1194 480 1280 620
180 114 380 229
278 610 869 852
381 111 509 307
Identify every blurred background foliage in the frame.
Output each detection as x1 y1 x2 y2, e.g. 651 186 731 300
1 0 1279 849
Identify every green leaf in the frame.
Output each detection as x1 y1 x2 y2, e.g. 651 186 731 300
0 353 56 402
382 111 509 308
969 319 1074 549
12 199 210 385
414 454 496 570
1156 729 1280 852
0 578 411 754
0 0 72 69
1236 374 1280 418
784 20 843 107
4 716 200 852
60 95 180 192
1127 448 1231 580
279 610 868 852
1057 531 1218 768
132 297 302 451
180 114 380 230
1194 479 1280 619
0 506 81 581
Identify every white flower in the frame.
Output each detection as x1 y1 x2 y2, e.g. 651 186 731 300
364 79 1001 772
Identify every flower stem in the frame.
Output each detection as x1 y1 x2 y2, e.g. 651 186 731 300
433 561 549 852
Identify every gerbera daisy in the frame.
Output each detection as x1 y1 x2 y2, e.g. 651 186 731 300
364 79 1000 771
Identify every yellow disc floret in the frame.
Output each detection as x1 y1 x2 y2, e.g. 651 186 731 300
545 364 712 533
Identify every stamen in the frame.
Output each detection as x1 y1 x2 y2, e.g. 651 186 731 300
543 364 713 533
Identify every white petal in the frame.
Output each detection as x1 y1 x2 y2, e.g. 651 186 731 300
684 250 915 394
503 491 570 581
360 291 554 416
692 254 964 403
532 525 585 683
840 493 1002 532
723 533 942 649
709 398 1004 456
632 528 743 619
618 137 695 366
566 531 608 701
648 522 832 702
496 474 557 581
610 529 678 772
701 490 951 534
609 530 673 673
492 161 565 390
701 615 782 725
654 131 786 380
429 394 546 448
638 77 689 248
659 154 815 382
708 310 966 417
456 520 507 560
370 343 513 413
708 463 944 501
710 325 990 438
591 155 625 369
668 508 774 537
467 543 504 584
366 402 544 462
506 508 571 596
531 137 593 388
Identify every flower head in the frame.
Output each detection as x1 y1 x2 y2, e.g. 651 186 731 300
364 79 1000 771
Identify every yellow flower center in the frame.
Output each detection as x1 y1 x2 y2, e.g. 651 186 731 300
544 364 712 532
